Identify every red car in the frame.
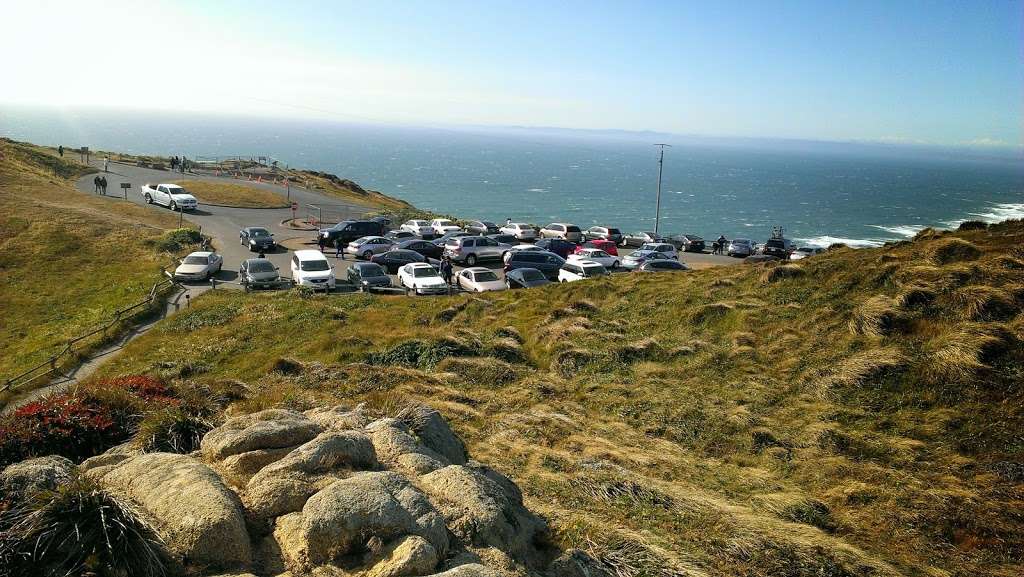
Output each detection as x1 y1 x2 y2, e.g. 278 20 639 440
575 239 619 256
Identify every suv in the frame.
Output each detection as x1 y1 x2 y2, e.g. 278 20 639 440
583 226 623 245
499 222 537 241
534 238 578 258
558 260 608 282
540 223 583 242
290 250 335 290
444 236 510 265
503 250 565 280
763 238 793 259
465 220 499 235
319 220 385 248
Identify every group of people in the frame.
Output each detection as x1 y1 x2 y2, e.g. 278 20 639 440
711 235 728 255
170 156 189 173
92 175 109 194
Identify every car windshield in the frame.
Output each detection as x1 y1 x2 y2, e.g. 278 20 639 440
734 239 751 245
607 228 621 235
249 228 270 237
583 265 607 276
361 265 387 277
767 239 785 248
183 255 208 265
413 267 439 278
482 221 495 227
248 261 275 273
166 187 186 194
521 269 545 281
638 243 661 251
411 221 427 226
566 226 581 232
436 220 454 226
474 271 499 282
301 259 330 271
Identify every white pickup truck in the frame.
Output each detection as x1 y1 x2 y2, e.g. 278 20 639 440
140 183 198 211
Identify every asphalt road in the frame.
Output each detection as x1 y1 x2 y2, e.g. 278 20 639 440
76 160 740 295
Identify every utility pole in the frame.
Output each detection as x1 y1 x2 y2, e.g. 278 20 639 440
653 144 671 237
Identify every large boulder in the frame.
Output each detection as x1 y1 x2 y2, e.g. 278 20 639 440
366 535 439 577
427 565 503 577
0 455 75 499
406 408 468 466
201 409 322 460
419 464 547 564
305 404 371 430
86 452 251 568
276 471 449 569
367 418 449 475
546 549 612 577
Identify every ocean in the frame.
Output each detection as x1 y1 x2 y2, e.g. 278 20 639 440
2 106 1022 247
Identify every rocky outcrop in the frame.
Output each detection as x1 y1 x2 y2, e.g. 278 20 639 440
201 409 322 461
86 452 252 569
0 455 75 499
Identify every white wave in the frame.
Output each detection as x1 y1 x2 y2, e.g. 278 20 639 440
967 202 1024 224
867 224 926 238
794 235 886 248
526 188 547 193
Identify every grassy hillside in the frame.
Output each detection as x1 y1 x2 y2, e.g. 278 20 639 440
92 221 1024 576
0 139 193 393
170 179 290 208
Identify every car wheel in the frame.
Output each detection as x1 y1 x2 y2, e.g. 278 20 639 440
612 261 619 269
144 194 153 204
170 201 177 211
506 280 512 289
466 254 477 266
361 250 372 260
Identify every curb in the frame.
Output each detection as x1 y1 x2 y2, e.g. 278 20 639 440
199 202 292 210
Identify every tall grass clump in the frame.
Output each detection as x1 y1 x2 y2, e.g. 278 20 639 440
148 228 203 252
761 264 806 283
929 238 981 265
133 407 215 453
848 296 903 336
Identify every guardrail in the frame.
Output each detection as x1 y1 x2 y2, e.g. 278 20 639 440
0 272 181 395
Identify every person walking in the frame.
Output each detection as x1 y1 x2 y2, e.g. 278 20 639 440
440 256 453 292
93 175 101 193
335 239 344 260
103 156 109 173
100 176 108 195
318 234 327 253
58 145 63 157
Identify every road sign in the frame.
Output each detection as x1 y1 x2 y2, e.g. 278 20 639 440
120 182 131 200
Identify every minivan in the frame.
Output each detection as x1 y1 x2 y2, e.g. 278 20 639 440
540 223 583 242
503 250 565 280
319 220 386 248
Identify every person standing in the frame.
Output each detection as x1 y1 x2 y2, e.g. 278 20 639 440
93 175 101 193
440 256 453 290
318 234 327 253
103 156 109 173
335 239 343 260
58 145 63 157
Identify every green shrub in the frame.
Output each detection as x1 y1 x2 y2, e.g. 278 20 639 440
134 408 214 453
366 338 475 369
148 228 203 252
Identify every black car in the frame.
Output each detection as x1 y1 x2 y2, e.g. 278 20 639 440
346 262 392 290
397 239 444 259
505 267 552 289
319 220 386 248
639 260 689 272
668 234 706 253
503 250 565 280
431 231 472 247
487 233 518 244
465 220 500 235
385 230 416 241
371 249 427 273
763 238 792 259
534 238 577 259
239 227 276 252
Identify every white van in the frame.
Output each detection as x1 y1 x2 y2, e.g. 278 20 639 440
290 250 335 290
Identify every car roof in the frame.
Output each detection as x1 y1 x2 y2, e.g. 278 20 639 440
464 267 491 274
572 259 601 267
294 249 327 259
353 261 381 268
407 262 434 268
187 251 214 257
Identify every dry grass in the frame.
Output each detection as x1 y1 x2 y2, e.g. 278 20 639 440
760 264 806 283
848 295 902 336
929 238 982 264
171 179 289 208
951 285 1017 320
919 324 1010 386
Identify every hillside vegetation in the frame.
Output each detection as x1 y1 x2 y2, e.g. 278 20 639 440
86 220 1024 576
0 140 193 393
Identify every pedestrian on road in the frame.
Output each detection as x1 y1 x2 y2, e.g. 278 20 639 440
100 176 108 195
505 217 512 226
93 175 101 193
336 240 343 260
103 156 109 172
318 235 327 253
58 145 64 157
440 256 453 289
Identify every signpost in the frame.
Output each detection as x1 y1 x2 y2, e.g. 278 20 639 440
120 182 131 200
291 201 298 221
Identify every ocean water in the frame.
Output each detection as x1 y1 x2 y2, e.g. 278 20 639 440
2 107 1022 247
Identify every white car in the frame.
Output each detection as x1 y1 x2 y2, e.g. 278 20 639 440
502 244 546 263
401 220 434 237
789 247 824 260
558 259 608 283
398 262 448 295
174 251 223 281
290 249 335 290
456 267 506 292
430 219 461 236
636 242 679 260
568 248 619 269
344 236 394 259
499 222 537 241
141 183 198 211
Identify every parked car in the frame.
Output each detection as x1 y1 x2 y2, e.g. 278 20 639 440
540 223 583 242
396 239 444 259
430 219 461 236
174 251 223 281
431 230 471 247
763 237 795 259
638 260 689 272
401 220 434 237
239 227 276 252
790 247 824 260
465 220 500 235
444 236 510 265
502 244 547 262
290 250 335 290
621 250 672 270
487 233 518 245
637 242 679 260
622 231 663 247
668 234 705 253
503 251 565 279
370 215 392 228
505 267 552 289
534 238 578 259
583 226 623 245
239 258 281 288
385 230 416 241
727 239 755 257
577 239 619 256
398 262 448 295
456 267 506 292
568 248 620 269
499 222 537 241
371 249 428 273
346 262 392 290
140 183 197 211
320 220 386 248
559 260 608 282
344 236 394 259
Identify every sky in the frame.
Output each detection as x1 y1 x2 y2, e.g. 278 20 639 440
2 0 1021 147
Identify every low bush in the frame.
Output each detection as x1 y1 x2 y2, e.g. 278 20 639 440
552 348 601 378
957 220 989 231
761 264 806 283
148 228 202 252
133 407 214 453
435 356 523 387
929 238 981 265
366 338 475 369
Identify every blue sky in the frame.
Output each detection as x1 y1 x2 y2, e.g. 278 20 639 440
3 0 1021 147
